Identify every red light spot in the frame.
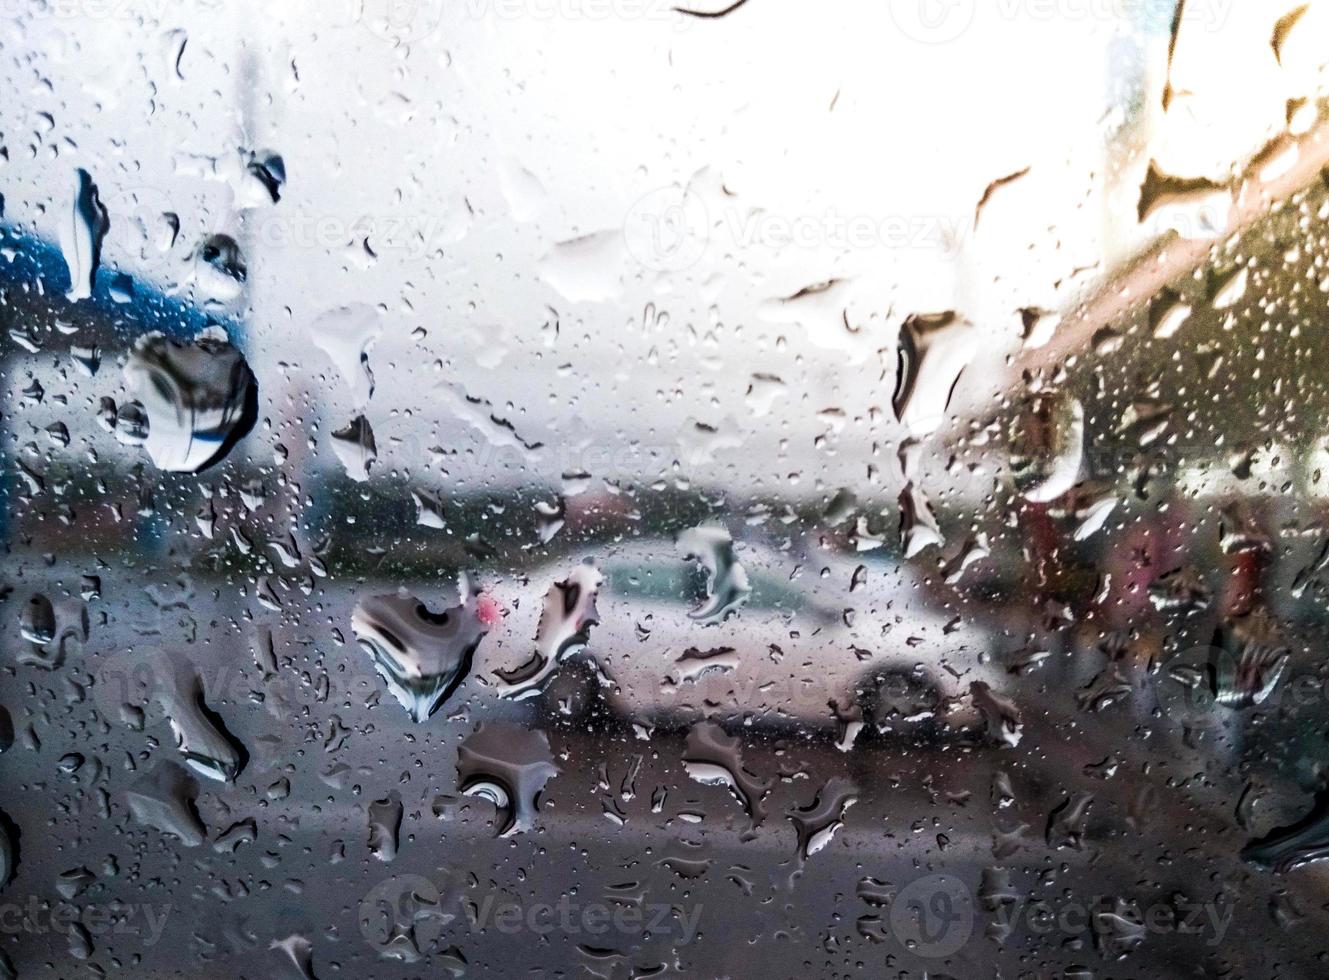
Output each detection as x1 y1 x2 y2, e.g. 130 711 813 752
475 593 503 627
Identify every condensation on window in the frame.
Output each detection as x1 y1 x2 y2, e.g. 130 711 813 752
2 1 1329 978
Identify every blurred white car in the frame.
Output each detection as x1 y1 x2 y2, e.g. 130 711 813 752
482 534 1002 741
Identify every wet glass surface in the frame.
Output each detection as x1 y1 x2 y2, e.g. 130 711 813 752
4 1 1329 977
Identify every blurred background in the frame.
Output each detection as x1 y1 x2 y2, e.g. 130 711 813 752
4 0 1329 977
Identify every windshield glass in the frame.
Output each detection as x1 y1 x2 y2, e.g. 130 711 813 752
3 2 1329 978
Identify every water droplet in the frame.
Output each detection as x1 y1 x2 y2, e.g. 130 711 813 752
456 723 558 836
1149 288 1192 339
153 652 247 783
899 481 944 558
970 681 1022 747
534 498 566 544
270 934 320 980
823 488 858 525
893 312 973 436
239 148 285 206
1010 391 1084 503
331 415 377 482
539 230 626 303
368 793 403 862
1148 566 1212 613
213 818 257 854
412 488 447 529
499 158 546 223
682 722 768 824
67 922 94 960
309 304 382 407
71 343 100 376
59 168 108 302
495 563 601 699
669 646 739 684
1209 265 1248 309
351 591 489 722
19 593 55 645
1137 161 1231 239
1046 791 1093 850
161 26 187 79
0 812 15 889
942 534 990 584
677 526 751 624
1020 306 1060 349
1211 611 1290 707
188 234 246 302
1243 787 1329 873
122 329 258 472
1072 487 1118 541
123 762 206 847
788 777 858 860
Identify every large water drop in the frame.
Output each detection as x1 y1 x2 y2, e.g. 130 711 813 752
59 168 109 302
494 563 602 699
121 329 258 472
351 591 489 722
456 723 558 836
677 526 751 624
